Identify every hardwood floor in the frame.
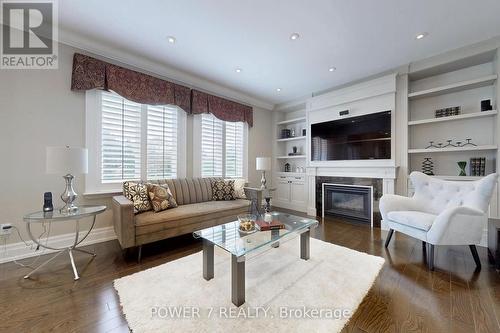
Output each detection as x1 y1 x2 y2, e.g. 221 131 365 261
1 212 500 332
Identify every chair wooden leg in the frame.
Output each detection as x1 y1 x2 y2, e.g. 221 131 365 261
469 245 481 269
427 243 435 271
384 229 394 248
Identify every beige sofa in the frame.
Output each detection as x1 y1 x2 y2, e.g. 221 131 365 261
112 177 254 260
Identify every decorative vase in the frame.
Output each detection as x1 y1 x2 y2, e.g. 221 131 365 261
457 161 467 176
421 158 434 175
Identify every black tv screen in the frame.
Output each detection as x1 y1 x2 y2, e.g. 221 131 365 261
311 111 391 161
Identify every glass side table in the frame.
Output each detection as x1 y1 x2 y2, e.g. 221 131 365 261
23 205 106 280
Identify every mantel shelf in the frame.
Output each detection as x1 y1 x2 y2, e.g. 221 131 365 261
276 117 306 126
276 136 306 142
408 74 497 100
408 145 498 154
276 155 307 159
408 110 497 126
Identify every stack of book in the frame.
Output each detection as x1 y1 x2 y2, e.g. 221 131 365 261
470 157 486 176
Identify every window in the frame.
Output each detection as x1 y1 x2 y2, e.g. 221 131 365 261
147 105 178 180
86 90 186 193
196 113 247 178
101 92 142 182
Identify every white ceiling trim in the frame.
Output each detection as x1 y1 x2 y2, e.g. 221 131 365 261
58 28 274 111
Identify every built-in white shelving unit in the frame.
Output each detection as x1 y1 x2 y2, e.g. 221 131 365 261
406 50 499 184
272 105 308 212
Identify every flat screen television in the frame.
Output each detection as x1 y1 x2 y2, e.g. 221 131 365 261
311 110 391 161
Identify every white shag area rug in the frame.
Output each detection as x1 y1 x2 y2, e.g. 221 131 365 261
114 237 384 333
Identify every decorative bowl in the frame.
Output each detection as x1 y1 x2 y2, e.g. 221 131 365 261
238 214 257 233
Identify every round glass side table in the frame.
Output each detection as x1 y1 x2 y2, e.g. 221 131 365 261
23 205 106 280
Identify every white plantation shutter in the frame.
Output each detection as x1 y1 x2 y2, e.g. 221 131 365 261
101 91 142 182
201 113 224 177
225 121 244 178
147 105 178 179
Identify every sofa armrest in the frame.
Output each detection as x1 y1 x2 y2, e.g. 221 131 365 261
243 187 263 215
112 195 135 249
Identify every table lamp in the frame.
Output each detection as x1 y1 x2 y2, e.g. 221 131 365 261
46 146 88 214
256 157 271 189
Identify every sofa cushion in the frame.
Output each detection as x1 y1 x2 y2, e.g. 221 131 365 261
387 211 437 231
211 179 236 201
135 199 249 227
231 178 247 199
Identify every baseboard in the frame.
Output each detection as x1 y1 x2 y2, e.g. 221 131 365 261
0 226 117 264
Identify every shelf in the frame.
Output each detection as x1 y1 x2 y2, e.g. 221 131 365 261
408 145 497 154
408 110 497 126
275 172 306 176
276 155 307 159
276 117 306 126
408 74 497 100
276 136 306 142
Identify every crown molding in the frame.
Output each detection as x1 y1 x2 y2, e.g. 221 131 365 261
58 28 274 110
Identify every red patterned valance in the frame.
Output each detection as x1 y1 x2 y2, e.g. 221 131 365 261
191 89 253 127
71 53 191 111
71 53 253 126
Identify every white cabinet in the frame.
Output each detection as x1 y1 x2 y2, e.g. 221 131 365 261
275 177 291 202
272 174 307 212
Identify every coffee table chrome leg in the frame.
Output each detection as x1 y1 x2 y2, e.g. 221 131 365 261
203 240 214 280
68 249 80 280
300 229 310 260
231 255 245 307
23 249 65 279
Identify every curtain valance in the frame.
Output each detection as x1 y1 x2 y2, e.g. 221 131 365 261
71 53 252 126
191 89 253 127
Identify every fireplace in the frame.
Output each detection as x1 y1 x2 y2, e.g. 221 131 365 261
322 184 373 225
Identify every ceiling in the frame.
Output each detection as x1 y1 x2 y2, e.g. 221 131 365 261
59 0 500 107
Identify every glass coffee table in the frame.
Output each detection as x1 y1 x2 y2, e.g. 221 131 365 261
193 212 319 306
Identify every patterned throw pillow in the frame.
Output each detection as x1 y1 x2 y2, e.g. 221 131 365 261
123 181 152 214
146 183 178 212
231 178 246 199
212 179 236 201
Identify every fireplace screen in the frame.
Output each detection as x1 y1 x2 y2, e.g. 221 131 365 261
323 184 372 224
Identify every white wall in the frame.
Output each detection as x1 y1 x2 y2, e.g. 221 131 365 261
0 42 272 247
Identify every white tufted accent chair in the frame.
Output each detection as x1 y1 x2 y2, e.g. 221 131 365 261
380 171 498 270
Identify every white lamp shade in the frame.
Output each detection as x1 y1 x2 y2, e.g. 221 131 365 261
256 157 271 171
46 146 88 175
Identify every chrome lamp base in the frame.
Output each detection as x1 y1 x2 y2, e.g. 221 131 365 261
260 171 267 190
60 174 79 214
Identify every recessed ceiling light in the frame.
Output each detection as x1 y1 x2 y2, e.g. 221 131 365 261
167 36 176 44
290 33 300 40
235 68 242 73
415 32 428 40
276 88 282 92
328 67 336 72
